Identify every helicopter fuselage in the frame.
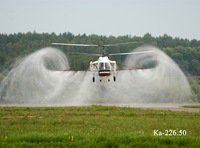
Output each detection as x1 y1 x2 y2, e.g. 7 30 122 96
90 56 116 82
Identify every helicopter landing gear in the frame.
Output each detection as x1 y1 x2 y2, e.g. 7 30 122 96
92 76 116 82
113 76 116 82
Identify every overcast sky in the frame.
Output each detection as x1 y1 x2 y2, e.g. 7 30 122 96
0 0 200 40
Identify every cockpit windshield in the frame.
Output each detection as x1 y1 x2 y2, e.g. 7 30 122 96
99 62 111 71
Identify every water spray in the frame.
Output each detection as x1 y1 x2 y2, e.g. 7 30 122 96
0 46 196 105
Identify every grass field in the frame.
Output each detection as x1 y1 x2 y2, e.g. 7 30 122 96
0 106 199 147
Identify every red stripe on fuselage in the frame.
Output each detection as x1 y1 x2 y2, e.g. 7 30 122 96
98 71 111 76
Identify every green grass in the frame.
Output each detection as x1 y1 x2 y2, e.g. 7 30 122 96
0 106 199 147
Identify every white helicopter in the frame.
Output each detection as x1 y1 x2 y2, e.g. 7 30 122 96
52 42 154 82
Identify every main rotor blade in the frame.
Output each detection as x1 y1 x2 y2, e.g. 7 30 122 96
110 50 155 56
104 41 138 47
67 52 100 56
52 43 99 47
52 42 138 47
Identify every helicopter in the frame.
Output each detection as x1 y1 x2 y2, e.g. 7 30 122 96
52 42 155 82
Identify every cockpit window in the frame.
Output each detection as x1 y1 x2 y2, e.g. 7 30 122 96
99 62 104 70
99 62 111 70
105 62 110 69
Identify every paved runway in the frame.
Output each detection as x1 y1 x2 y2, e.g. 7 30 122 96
0 103 199 113
97 103 200 113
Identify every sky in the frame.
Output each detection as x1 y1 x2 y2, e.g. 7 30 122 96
0 0 200 40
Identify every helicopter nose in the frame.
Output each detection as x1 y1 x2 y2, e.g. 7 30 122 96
98 70 111 76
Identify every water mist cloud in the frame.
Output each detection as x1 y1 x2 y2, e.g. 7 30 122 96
0 46 195 105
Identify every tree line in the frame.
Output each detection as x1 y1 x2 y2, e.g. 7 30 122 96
0 32 200 75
